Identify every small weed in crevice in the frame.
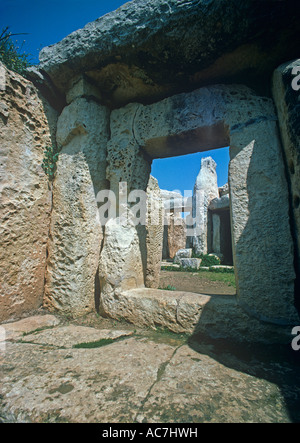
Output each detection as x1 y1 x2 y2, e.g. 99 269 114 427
42 145 61 181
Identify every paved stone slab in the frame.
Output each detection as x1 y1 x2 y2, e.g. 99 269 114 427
21 325 134 348
1 315 60 341
1 329 300 423
137 344 298 423
0 338 175 423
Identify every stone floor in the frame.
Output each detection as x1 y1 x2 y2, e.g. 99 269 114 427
1 312 300 423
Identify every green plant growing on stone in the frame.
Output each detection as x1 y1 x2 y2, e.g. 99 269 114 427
0 27 31 76
42 145 60 181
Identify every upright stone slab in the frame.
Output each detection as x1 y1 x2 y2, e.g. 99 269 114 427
0 64 56 322
192 157 219 255
145 176 164 289
107 103 151 202
44 98 109 317
272 59 300 313
99 217 145 317
166 213 187 259
212 213 221 255
229 120 298 324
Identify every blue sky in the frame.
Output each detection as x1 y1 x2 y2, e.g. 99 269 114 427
152 148 229 195
1 0 229 193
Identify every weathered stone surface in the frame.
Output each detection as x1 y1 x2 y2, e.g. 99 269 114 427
66 75 102 104
99 288 203 333
209 194 230 211
0 63 56 322
21 325 133 348
173 248 192 264
112 83 297 325
39 0 299 107
56 97 109 195
212 213 221 255
44 152 103 317
229 120 298 324
107 103 151 200
99 217 145 317
219 182 229 196
1 315 60 341
97 288 294 344
138 343 296 423
272 59 300 313
0 338 175 423
145 176 164 289
192 157 219 255
44 98 109 318
2 315 300 423
1 336 298 423
161 190 192 212
165 212 186 259
178 258 201 270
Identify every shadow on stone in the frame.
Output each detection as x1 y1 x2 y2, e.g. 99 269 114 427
187 328 300 423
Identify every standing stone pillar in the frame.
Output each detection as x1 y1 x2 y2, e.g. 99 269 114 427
44 93 110 317
0 64 56 322
272 59 300 314
107 103 151 201
229 120 298 324
104 103 152 295
212 213 221 255
145 176 164 288
192 157 219 255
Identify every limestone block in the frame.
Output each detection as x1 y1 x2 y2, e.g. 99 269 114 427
166 213 187 259
229 120 298 324
56 97 109 195
0 63 56 322
145 176 164 289
209 194 230 211
2 315 60 341
44 98 110 317
99 217 145 317
219 183 229 196
173 248 193 264
39 0 299 109
99 287 294 343
179 258 201 270
272 59 300 299
107 103 151 200
44 152 102 317
66 76 102 104
212 213 221 255
21 325 133 348
192 157 219 255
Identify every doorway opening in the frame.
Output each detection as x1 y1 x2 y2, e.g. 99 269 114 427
150 147 235 296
